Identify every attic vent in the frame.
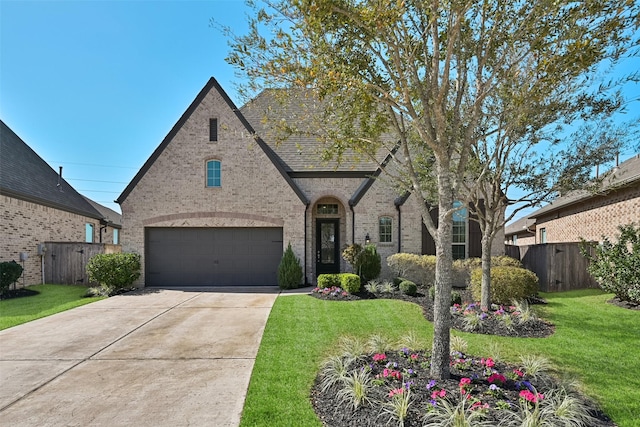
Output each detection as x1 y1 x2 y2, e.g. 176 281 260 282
209 118 218 142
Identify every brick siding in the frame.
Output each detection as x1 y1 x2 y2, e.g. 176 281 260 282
0 195 117 285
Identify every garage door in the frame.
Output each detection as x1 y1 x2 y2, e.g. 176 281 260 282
145 227 284 287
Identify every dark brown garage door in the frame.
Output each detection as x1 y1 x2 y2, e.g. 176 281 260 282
145 227 283 287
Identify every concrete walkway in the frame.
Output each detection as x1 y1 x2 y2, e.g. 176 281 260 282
0 287 280 427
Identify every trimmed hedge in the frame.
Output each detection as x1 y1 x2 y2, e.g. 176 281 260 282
86 253 141 296
317 273 361 293
341 273 361 293
387 253 522 287
470 266 539 304
399 280 417 296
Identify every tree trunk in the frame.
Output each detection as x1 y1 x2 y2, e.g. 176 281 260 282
480 231 492 310
430 173 454 380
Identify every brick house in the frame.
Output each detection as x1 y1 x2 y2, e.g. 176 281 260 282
505 153 640 245
116 78 504 287
0 120 121 285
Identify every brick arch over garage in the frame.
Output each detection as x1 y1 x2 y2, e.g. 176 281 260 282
142 211 285 227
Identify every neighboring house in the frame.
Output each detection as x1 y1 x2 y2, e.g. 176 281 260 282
116 77 504 287
0 120 121 285
505 153 640 245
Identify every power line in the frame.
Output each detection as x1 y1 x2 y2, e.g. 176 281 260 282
49 160 138 169
66 177 130 184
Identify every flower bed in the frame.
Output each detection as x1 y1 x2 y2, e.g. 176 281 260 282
311 342 613 426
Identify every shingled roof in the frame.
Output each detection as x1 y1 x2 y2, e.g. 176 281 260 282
530 153 640 219
1 119 105 220
241 89 386 174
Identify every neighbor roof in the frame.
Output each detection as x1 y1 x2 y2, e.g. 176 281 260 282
530 153 640 219
504 216 537 237
0 120 104 220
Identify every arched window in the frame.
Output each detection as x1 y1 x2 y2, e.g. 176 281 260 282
379 216 392 243
206 160 221 187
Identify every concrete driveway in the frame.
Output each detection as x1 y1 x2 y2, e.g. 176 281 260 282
0 287 279 426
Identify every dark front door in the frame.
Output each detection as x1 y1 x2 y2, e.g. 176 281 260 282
316 219 340 275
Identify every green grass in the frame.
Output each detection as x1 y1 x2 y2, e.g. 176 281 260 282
240 289 640 427
0 284 104 330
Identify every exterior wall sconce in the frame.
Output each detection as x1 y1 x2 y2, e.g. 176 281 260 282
365 233 371 245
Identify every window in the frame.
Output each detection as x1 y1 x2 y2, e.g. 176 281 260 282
317 204 338 215
540 228 547 244
209 118 218 142
113 229 119 245
206 160 221 187
512 235 518 245
452 201 467 260
85 223 94 243
379 217 392 243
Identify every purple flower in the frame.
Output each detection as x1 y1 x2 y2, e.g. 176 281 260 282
489 384 499 391
427 379 437 390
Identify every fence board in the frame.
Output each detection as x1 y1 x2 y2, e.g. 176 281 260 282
505 243 599 292
44 243 121 285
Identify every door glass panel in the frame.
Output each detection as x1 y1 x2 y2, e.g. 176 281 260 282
321 222 335 263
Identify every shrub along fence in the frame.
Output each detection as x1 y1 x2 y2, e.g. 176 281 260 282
44 242 121 285
505 242 598 292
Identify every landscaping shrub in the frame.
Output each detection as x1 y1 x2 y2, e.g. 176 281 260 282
428 286 462 306
581 223 640 303
386 254 436 285
277 243 303 289
470 266 539 305
359 245 381 282
0 261 23 295
399 280 417 296
341 273 361 293
317 274 341 288
342 244 381 282
86 253 141 296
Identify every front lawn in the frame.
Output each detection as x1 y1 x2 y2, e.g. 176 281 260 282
0 284 104 330
240 289 640 427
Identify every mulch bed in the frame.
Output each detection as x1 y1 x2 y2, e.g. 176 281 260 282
310 286 555 338
0 287 39 300
308 286 615 426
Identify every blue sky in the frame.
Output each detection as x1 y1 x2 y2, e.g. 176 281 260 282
1 0 638 217
1 0 253 213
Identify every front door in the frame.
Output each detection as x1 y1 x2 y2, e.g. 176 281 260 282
316 219 340 276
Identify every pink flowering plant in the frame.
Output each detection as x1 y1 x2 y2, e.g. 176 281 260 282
313 343 609 426
311 286 349 298
450 301 552 338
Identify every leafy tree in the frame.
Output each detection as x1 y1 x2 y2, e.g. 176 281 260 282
223 0 638 378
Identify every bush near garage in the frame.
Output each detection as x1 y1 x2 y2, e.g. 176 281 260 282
86 253 141 296
278 243 304 289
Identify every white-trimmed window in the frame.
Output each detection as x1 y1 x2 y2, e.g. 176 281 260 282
206 160 221 187
85 223 94 243
113 229 119 245
540 228 547 244
379 216 392 243
452 201 467 260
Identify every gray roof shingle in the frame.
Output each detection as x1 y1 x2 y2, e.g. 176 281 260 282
1 119 104 220
241 89 387 173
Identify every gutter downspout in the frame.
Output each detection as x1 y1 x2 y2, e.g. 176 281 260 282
395 201 402 253
304 202 310 285
349 202 355 245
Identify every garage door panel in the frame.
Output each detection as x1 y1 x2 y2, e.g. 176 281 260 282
145 227 283 287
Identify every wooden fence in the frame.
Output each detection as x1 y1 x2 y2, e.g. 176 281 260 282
505 242 599 292
44 242 121 285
